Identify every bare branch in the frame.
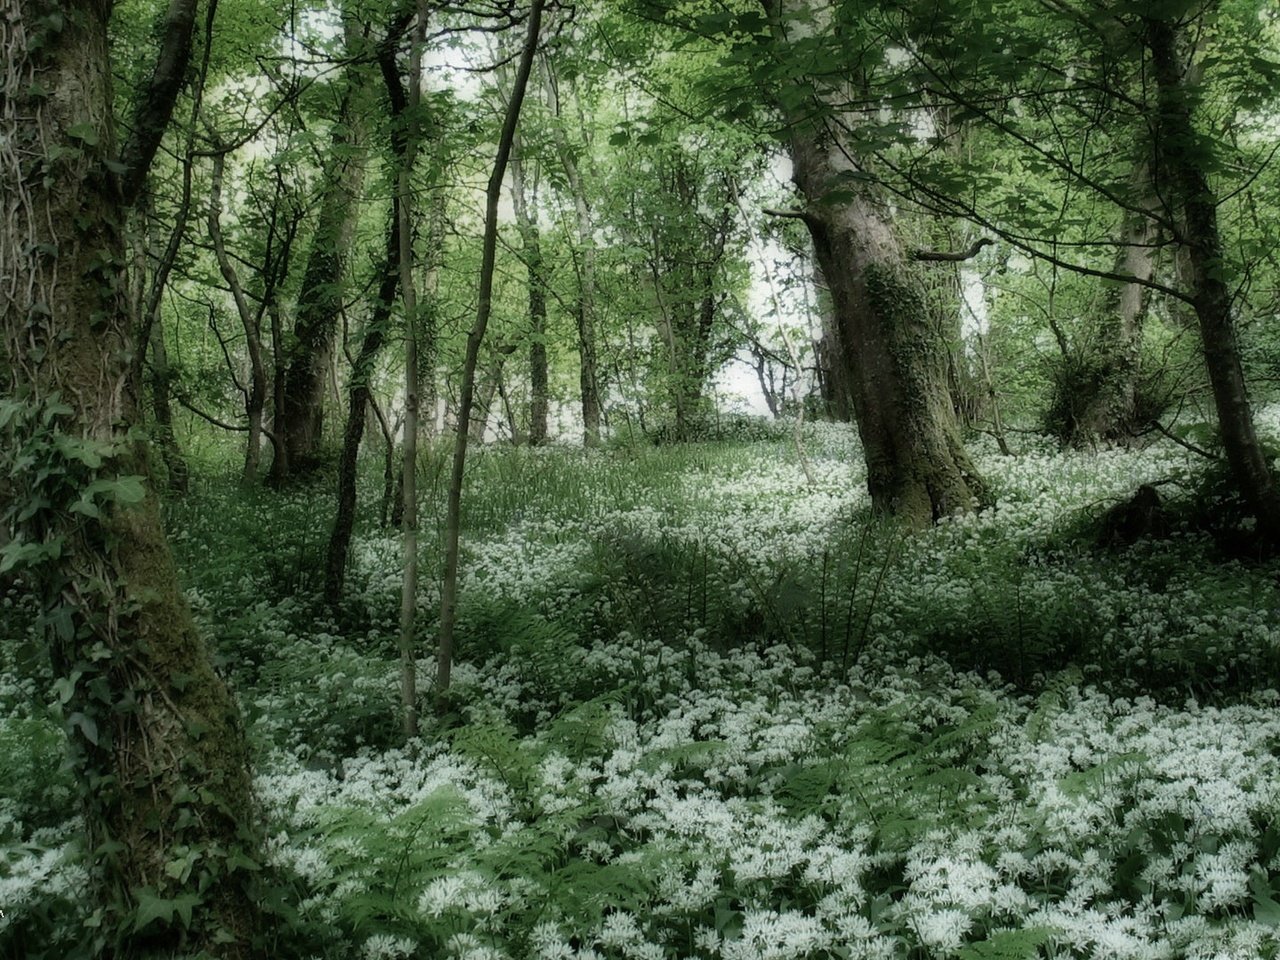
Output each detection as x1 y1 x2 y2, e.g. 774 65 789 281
910 238 994 262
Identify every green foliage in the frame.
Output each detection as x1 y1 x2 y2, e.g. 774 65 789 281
0 716 73 836
958 925 1056 959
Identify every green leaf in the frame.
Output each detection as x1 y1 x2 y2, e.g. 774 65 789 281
132 888 199 932
69 711 98 746
66 122 99 146
52 672 80 704
1251 870 1280 925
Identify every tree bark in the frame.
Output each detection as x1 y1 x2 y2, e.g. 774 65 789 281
437 0 544 699
272 25 369 482
0 2 258 954
545 64 602 445
1048 168 1158 447
510 133 550 444
325 12 413 605
396 5 427 741
325 212 399 605
207 152 268 483
133 187 190 492
812 272 853 421
118 0 201 206
763 1 983 526
1147 16 1280 539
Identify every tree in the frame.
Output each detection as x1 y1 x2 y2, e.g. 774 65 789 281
510 128 551 444
757 0 986 526
273 16 372 482
1 1 259 954
1145 9 1280 537
437 0 545 698
887 0 1280 535
542 52 603 446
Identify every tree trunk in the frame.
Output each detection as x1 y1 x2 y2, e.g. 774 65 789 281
545 66 602 445
396 5 426 741
0 2 259 954
149 319 190 493
781 138 984 525
510 134 549 445
813 282 853 422
1048 169 1158 447
325 212 399 605
133 186 191 492
273 29 369 482
1147 16 1280 539
437 0 545 699
208 152 267 484
325 12 416 605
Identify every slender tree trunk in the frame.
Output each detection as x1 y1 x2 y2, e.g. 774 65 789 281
396 5 426 741
510 134 549 444
1147 16 1280 539
208 152 267 484
438 0 544 698
545 66 602 445
149 319 190 492
325 12 415 605
325 214 399 605
133 187 190 492
0 2 258 954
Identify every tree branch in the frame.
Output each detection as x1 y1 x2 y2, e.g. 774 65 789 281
119 0 204 207
910 237 994 262
762 206 817 226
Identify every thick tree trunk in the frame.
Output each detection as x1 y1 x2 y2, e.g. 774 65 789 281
1147 17 1280 539
1048 173 1158 447
0 2 258 954
273 42 368 482
812 277 853 422
510 136 549 445
785 134 984 525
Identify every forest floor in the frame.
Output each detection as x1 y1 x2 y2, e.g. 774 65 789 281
5 416 1280 959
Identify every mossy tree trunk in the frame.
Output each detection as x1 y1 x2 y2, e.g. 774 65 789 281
1 2 259 954
771 125 983 525
273 20 369 483
813 283 853 422
1047 170 1158 448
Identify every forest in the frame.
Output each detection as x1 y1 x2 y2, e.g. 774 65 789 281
3 0 1280 957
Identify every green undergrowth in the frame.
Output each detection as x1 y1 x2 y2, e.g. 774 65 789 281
5 420 1280 958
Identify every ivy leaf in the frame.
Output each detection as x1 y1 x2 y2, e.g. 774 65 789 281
52 672 80 704
66 122 99 146
132 888 176 932
68 711 98 746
